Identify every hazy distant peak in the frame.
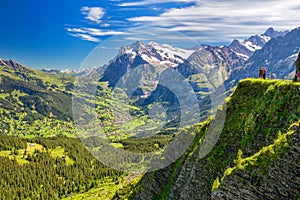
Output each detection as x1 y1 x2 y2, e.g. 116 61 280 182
263 27 276 37
262 27 289 38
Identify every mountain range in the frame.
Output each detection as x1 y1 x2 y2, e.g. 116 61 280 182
1 26 299 133
99 26 296 93
229 27 288 60
95 27 298 130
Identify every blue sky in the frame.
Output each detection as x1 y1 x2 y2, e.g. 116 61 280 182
0 0 300 69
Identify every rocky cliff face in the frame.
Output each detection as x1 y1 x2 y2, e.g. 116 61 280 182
129 79 300 199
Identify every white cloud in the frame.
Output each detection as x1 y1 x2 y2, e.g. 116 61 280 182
69 33 100 42
102 23 111 27
81 7 105 24
119 0 199 7
66 28 87 33
127 0 300 42
67 27 127 42
86 28 126 36
67 27 126 36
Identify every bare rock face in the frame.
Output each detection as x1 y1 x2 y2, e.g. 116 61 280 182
130 166 173 200
131 123 300 200
168 148 211 200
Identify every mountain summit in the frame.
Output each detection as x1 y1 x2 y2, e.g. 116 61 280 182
101 41 195 87
263 27 289 38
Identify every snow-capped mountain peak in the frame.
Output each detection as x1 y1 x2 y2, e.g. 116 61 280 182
148 41 194 60
229 35 270 60
117 41 194 67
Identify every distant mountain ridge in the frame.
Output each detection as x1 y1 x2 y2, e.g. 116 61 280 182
229 27 289 60
100 27 292 90
0 59 29 72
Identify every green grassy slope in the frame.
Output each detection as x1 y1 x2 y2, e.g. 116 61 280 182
205 79 300 199
0 62 77 138
209 79 300 198
0 63 74 122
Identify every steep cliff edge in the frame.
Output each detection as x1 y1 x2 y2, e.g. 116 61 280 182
129 79 300 199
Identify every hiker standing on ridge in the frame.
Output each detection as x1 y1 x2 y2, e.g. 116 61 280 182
259 67 267 79
262 67 267 79
259 68 263 78
295 51 300 81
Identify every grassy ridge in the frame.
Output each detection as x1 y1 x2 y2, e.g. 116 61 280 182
207 78 300 193
129 78 300 199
